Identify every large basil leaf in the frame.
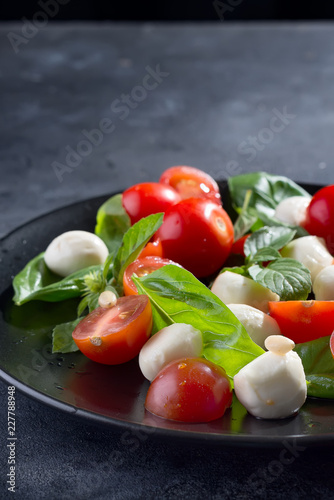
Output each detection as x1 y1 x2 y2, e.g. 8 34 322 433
134 265 264 382
228 172 310 221
244 226 296 258
113 213 164 288
248 259 311 301
13 252 102 305
295 336 334 399
52 319 81 353
94 194 130 254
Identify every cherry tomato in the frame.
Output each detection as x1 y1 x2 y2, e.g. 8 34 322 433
159 165 222 204
138 238 164 259
122 182 181 225
72 295 152 364
231 234 250 257
303 185 334 254
330 332 334 359
156 198 234 278
145 357 232 422
268 300 334 343
123 256 180 295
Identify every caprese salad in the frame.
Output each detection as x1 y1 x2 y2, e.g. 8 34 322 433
12 167 334 423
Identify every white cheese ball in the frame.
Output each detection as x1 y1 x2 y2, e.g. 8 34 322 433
211 271 279 313
139 323 203 381
44 230 109 277
274 196 311 226
313 265 334 300
281 235 333 282
234 335 307 419
228 303 281 349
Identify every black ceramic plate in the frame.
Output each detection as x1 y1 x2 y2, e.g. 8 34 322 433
1 182 333 448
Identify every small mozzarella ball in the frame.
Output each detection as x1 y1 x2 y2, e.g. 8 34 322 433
44 230 109 277
274 196 311 226
234 335 307 419
211 271 279 313
228 303 281 349
98 290 117 308
313 265 334 300
280 235 333 282
139 323 203 381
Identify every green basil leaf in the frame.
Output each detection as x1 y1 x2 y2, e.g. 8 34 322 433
294 336 334 399
248 259 311 301
134 265 264 382
113 213 164 288
52 319 81 353
251 247 282 263
233 190 258 241
228 172 310 220
95 194 130 254
13 258 102 305
244 226 296 257
220 266 250 277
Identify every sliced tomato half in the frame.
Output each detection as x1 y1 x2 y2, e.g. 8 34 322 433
72 295 152 364
330 332 334 359
159 166 222 205
123 256 180 296
268 300 334 343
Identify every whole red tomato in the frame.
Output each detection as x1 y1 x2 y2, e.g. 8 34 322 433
155 198 234 277
122 182 181 225
159 165 222 205
145 357 232 422
303 185 334 254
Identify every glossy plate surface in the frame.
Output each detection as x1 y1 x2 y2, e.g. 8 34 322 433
1 183 333 447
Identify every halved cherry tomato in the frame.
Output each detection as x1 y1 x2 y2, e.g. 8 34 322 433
138 238 164 259
122 182 181 225
268 300 334 343
303 185 334 254
159 166 222 205
330 332 334 359
123 256 180 296
156 198 234 278
145 357 232 422
72 295 152 364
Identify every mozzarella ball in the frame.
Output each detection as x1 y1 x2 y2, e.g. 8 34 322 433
228 303 281 349
211 271 279 313
313 265 334 300
280 235 333 282
274 196 311 226
139 323 203 381
44 230 109 277
234 335 307 419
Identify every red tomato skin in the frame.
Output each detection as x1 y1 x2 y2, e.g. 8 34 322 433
72 295 152 365
231 234 250 257
145 358 233 423
123 256 180 296
122 182 181 225
303 185 334 254
159 165 222 205
268 300 334 343
138 238 164 259
330 332 334 359
156 198 234 278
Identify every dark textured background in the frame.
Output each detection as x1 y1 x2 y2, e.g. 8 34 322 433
1 22 334 499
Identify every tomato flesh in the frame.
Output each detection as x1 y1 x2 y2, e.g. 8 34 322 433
123 256 180 296
330 332 334 359
145 357 232 422
268 300 334 343
156 198 234 277
138 238 164 259
303 185 334 254
122 182 181 225
72 295 152 364
159 165 221 205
